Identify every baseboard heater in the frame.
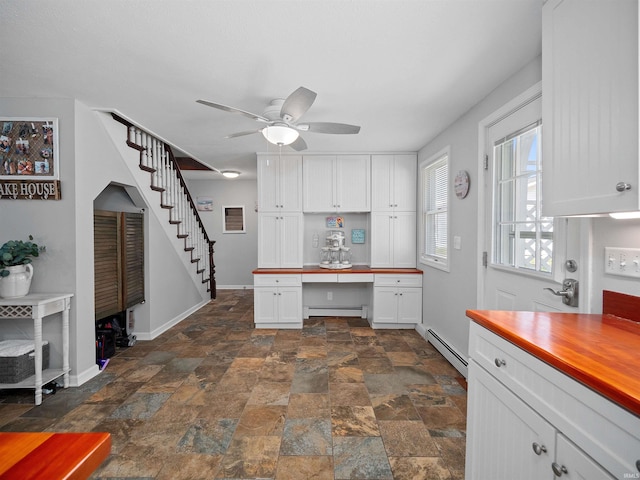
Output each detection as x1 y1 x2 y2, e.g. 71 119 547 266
426 328 468 378
303 305 368 319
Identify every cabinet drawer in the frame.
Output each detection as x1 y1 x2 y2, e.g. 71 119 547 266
469 322 640 478
253 275 301 287
338 273 374 283
302 274 337 283
374 274 422 287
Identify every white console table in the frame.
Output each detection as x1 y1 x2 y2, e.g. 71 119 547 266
0 293 72 405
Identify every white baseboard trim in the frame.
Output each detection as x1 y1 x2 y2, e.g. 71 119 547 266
71 363 101 387
416 324 468 378
134 299 210 341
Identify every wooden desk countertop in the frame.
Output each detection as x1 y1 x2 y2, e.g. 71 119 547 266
0 432 111 479
253 265 423 275
466 308 640 417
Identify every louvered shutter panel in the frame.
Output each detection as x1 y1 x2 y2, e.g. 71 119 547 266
123 212 145 308
94 211 122 320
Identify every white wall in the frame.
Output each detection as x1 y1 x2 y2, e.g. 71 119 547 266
417 56 544 360
187 178 258 288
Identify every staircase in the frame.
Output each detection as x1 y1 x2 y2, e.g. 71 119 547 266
111 114 216 299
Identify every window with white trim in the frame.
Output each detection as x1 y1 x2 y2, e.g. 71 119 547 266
420 150 449 271
492 121 552 273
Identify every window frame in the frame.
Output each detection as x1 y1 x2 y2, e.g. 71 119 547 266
420 147 450 272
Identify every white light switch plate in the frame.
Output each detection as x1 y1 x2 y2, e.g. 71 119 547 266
453 236 461 250
604 247 640 278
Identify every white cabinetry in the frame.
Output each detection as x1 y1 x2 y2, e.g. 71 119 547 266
466 322 640 479
542 0 639 215
254 275 302 328
371 274 422 328
257 213 303 268
257 154 302 212
302 155 370 212
371 154 416 212
370 212 416 268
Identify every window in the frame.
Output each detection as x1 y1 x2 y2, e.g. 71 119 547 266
493 121 552 273
421 149 449 271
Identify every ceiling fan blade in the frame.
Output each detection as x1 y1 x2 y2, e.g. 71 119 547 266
304 122 361 134
224 129 262 139
289 136 308 151
280 87 317 123
196 99 270 123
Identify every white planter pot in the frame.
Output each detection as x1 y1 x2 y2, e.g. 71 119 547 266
0 264 34 299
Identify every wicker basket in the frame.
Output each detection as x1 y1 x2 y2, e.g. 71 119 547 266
0 341 50 384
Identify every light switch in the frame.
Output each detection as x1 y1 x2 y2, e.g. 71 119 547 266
604 247 640 278
454 236 462 250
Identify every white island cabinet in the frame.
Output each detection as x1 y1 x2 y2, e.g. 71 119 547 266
302 155 370 213
466 321 640 480
542 0 639 215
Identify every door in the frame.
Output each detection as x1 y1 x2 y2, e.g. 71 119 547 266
392 212 417 268
258 214 279 268
373 287 398 323
480 90 577 312
336 154 370 212
554 434 615 480
397 288 421 324
303 155 335 212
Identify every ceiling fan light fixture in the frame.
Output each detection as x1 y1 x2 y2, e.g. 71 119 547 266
221 170 240 178
262 125 299 146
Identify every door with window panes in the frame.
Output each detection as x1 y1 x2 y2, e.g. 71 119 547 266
481 93 574 312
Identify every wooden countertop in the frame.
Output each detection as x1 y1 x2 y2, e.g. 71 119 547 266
0 432 111 479
253 266 423 274
466 308 640 417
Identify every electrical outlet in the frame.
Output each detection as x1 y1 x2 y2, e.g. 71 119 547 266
604 247 640 278
327 291 333 301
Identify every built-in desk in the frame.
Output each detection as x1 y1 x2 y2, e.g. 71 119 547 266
252 266 423 329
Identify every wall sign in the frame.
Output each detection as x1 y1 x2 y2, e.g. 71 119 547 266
0 179 61 200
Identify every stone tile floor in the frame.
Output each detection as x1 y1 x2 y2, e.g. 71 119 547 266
0 289 467 479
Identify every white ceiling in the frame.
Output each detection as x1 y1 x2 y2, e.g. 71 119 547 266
0 0 542 180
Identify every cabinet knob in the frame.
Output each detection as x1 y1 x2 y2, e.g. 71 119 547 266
531 442 547 456
616 182 632 192
494 358 506 368
636 459 640 472
551 462 568 477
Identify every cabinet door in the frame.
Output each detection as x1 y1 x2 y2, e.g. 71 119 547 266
392 212 417 268
392 154 417 211
258 213 280 268
466 361 556 480
542 0 638 215
279 155 302 212
336 155 370 212
371 155 394 211
555 434 615 480
397 288 421 324
278 287 302 323
370 213 393 268
257 155 280 212
254 287 278 324
373 287 398 323
303 155 335 212
280 213 303 268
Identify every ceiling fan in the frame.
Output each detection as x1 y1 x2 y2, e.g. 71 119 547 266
196 86 360 151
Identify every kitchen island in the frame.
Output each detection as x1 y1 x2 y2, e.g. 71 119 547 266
465 290 640 479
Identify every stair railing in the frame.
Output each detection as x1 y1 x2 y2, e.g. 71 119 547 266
112 113 216 299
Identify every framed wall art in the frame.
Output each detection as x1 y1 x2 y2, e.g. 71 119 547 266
0 118 59 180
0 118 61 200
222 205 246 233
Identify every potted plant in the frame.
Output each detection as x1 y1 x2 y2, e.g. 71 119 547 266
0 236 44 299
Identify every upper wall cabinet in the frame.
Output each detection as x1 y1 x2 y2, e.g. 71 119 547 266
371 154 417 212
542 0 639 216
302 155 371 212
257 154 303 213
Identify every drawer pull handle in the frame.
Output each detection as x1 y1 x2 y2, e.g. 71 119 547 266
532 442 547 455
494 358 506 368
551 463 568 477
